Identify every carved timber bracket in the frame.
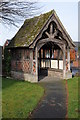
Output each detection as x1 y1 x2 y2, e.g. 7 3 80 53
36 38 65 52
45 23 58 39
30 20 69 51
34 21 68 51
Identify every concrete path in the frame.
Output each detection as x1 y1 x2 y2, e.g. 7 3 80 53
31 76 67 118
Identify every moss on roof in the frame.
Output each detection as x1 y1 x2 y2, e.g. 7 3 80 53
9 10 53 47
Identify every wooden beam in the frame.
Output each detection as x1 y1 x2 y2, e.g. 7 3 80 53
67 47 70 71
45 31 50 38
30 50 33 74
50 48 52 68
50 23 53 35
39 49 41 68
58 50 60 69
37 38 66 45
35 47 38 77
37 38 66 52
52 30 58 38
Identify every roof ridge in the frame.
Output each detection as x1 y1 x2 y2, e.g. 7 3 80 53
8 10 75 48
24 10 54 23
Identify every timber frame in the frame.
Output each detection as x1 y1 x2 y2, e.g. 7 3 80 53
29 10 75 80
9 10 75 82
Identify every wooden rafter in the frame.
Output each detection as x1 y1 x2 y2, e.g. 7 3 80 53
37 38 66 48
50 23 53 35
45 31 50 38
44 20 59 39
52 30 58 38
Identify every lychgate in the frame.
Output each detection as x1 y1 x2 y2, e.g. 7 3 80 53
8 10 75 82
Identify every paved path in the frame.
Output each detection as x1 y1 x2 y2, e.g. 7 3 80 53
31 76 67 118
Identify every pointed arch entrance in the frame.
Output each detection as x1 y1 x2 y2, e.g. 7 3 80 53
38 41 63 80
33 20 72 81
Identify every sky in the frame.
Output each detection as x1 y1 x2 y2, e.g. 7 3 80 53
0 1 78 46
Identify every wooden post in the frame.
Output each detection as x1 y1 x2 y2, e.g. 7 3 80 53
67 47 70 71
35 47 38 76
63 44 66 79
50 48 52 68
58 50 60 69
39 49 41 68
30 49 33 74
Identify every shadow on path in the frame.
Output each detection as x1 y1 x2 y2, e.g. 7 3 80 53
31 76 67 118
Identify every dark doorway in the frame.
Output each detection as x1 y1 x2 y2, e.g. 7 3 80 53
38 41 63 81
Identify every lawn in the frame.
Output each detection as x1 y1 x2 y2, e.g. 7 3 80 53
0 77 2 119
2 77 44 118
67 77 80 118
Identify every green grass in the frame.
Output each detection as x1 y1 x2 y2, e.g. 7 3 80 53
79 77 80 118
67 77 79 118
2 77 44 118
0 77 2 119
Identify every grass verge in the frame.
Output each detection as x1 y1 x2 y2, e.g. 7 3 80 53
67 77 79 118
2 77 44 118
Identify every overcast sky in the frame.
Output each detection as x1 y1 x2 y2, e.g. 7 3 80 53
0 1 78 46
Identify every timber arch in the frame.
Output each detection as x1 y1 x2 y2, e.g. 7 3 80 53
33 19 72 80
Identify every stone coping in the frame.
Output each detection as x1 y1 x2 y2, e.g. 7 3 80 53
40 67 63 72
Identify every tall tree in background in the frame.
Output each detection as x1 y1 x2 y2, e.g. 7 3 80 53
0 0 39 27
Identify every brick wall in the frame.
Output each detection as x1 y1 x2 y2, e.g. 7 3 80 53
11 49 31 74
70 49 76 61
73 60 79 68
22 60 30 73
11 60 16 71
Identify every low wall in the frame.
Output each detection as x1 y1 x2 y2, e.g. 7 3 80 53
48 68 72 79
48 68 63 79
65 71 72 79
11 71 38 83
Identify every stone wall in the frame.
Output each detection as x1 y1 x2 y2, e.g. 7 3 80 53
48 68 72 79
48 68 63 79
11 71 38 82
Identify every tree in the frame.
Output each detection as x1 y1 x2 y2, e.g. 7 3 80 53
3 47 11 76
0 0 39 27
